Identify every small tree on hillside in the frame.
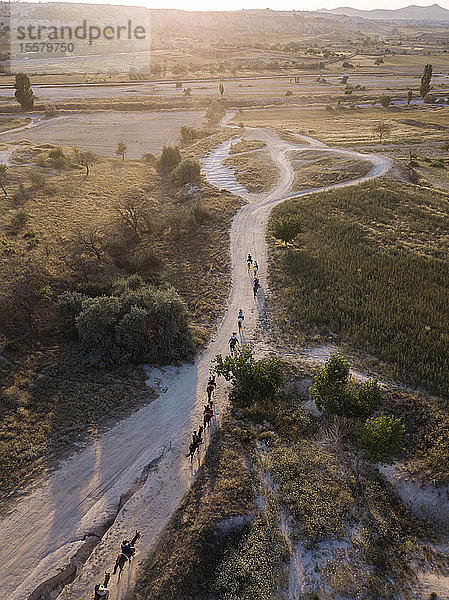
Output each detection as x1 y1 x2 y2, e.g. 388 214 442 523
116 141 127 161
14 73 34 110
213 347 283 410
407 90 413 105
420 63 433 99
358 413 405 463
271 214 302 244
219 82 224 98
309 354 382 419
74 149 97 176
372 120 392 142
157 145 182 172
0 164 7 197
379 94 391 108
374 57 384 65
172 158 201 185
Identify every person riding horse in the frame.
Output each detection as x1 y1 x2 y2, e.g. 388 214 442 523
229 332 239 354
93 572 110 599
203 404 213 429
207 375 216 402
253 277 260 298
187 428 202 462
238 309 244 332
113 532 141 579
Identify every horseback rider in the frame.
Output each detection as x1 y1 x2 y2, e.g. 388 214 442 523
253 260 259 276
253 277 260 297
94 584 109 599
93 573 110 599
247 253 253 271
121 539 134 560
229 332 239 353
237 309 244 331
207 375 217 399
192 430 200 445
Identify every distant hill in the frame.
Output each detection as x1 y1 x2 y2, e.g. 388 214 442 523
320 3 449 22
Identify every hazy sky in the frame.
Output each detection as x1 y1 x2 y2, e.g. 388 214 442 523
29 0 449 10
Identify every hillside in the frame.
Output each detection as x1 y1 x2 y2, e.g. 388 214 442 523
321 3 449 22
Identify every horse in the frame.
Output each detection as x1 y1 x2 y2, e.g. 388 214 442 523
206 380 216 402
113 531 141 580
186 438 201 462
94 572 110 599
253 281 260 298
204 408 213 429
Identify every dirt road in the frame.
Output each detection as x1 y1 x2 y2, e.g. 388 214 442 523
0 119 393 600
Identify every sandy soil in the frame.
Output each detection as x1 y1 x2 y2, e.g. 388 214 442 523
0 114 393 600
0 111 205 158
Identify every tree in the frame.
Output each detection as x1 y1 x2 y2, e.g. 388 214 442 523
74 149 97 176
0 164 7 197
114 196 147 238
309 354 382 419
358 413 405 463
14 73 34 110
340 75 349 84
213 347 283 410
59 276 194 366
420 63 433 99
172 158 201 185
407 90 413 105
374 57 384 65
116 141 127 161
219 82 224 98
379 94 391 107
372 120 392 142
48 147 67 169
271 214 302 244
157 145 182 172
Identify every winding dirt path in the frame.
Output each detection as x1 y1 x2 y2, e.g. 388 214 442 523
0 118 393 600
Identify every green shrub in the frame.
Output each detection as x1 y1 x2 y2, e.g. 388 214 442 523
29 169 46 189
56 290 86 332
431 160 445 169
157 145 182 172
358 413 405 463
141 153 157 166
172 158 201 185
380 94 391 107
271 214 302 244
215 516 288 600
206 100 226 124
12 184 31 206
213 347 283 410
309 354 381 419
48 147 67 169
10 208 29 230
58 276 194 366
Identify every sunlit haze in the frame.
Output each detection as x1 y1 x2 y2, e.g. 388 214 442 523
24 0 449 11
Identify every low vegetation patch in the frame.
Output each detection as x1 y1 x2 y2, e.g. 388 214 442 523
290 152 371 191
224 150 280 193
229 139 267 154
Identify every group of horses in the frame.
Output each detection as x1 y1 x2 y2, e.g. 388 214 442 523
186 378 216 462
93 531 141 598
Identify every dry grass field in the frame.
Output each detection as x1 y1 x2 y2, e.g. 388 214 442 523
289 150 372 191
224 149 280 193
234 106 449 150
2 111 205 158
